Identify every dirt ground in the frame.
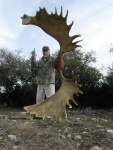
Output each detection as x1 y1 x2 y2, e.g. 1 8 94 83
0 107 113 150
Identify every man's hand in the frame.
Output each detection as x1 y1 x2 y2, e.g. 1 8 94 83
53 55 64 71
31 48 36 58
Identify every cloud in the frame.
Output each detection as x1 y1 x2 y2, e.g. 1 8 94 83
48 0 57 4
0 38 6 45
0 0 42 49
67 1 113 52
0 28 15 39
0 25 16 48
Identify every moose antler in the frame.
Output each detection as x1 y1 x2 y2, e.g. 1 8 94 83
21 7 82 121
21 7 82 57
24 71 82 121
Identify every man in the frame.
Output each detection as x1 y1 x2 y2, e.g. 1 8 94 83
31 46 55 103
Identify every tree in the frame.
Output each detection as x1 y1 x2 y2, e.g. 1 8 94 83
106 64 113 87
62 49 103 88
0 48 36 107
53 49 104 108
1 48 111 108
106 45 113 87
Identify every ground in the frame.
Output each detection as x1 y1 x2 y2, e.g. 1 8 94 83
0 107 113 150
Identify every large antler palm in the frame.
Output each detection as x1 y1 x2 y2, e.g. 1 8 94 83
21 7 82 121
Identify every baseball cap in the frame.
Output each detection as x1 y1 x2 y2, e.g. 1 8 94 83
42 46 50 51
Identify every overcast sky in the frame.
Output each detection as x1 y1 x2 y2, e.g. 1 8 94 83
0 0 113 75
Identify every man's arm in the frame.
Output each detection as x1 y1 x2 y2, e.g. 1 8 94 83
31 49 37 76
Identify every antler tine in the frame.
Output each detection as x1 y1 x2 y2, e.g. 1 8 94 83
43 7 47 12
72 75 80 81
65 10 68 21
68 21 74 31
71 35 81 41
60 6 63 16
73 39 83 45
55 7 57 14
75 45 82 48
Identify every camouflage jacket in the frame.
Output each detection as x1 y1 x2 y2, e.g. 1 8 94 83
31 56 55 84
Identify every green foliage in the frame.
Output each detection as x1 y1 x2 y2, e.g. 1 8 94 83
106 64 113 87
54 49 110 108
0 48 36 107
106 44 113 87
55 49 103 92
0 47 113 108
103 45 113 106
0 48 31 87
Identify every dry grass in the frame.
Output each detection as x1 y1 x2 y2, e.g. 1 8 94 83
0 107 113 150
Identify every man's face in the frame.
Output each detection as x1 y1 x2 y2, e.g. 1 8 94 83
43 50 50 57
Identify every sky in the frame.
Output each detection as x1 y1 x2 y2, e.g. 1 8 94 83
0 0 113 75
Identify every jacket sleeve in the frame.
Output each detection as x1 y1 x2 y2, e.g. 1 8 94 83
31 56 38 76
